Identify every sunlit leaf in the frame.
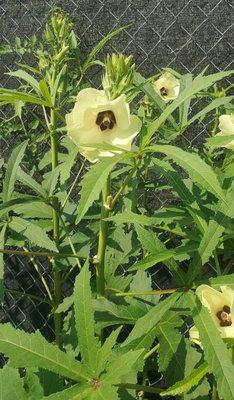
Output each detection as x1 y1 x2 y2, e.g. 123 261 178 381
147 145 226 202
9 216 57 252
161 362 209 397
2 140 28 202
76 154 127 224
0 323 89 382
187 291 234 400
74 260 100 375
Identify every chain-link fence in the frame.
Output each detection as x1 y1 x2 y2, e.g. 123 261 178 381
0 0 233 335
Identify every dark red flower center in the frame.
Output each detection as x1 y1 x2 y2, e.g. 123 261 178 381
216 305 232 327
160 86 168 96
96 110 116 131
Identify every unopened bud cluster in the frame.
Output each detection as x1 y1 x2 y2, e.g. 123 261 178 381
44 10 73 44
102 53 135 100
39 9 77 70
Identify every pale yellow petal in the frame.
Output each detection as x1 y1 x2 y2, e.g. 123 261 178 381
66 89 141 162
219 114 234 135
153 72 180 102
220 286 234 338
98 150 121 158
84 94 131 130
189 325 199 340
215 130 234 149
196 284 226 313
110 94 130 129
220 323 234 338
189 325 202 347
67 124 101 148
196 284 234 336
220 286 234 305
107 115 142 150
78 146 99 163
73 88 107 126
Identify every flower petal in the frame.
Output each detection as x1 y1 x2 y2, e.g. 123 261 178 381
196 284 228 313
83 94 131 130
153 72 180 102
107 115 142 150
109 94 130 129
220 286 234 304
219 114 234 135
67 116 101 147
215 130 234 149
66 89 141 162
196 284 234 336
73 88 107 126
189 325 202 346
78 146 99 163
221 286 234 338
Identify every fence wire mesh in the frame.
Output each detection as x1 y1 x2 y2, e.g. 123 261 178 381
0 0 233 335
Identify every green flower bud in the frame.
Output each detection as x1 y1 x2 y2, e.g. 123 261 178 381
38 56 49 70
44 24 54 43
102 53 135 100
53 44 69 62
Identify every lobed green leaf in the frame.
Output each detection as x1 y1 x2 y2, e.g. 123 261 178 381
76 154 127 224
74 260 100 375
2 140 28 202
147 144 226 202
161 362 209 397
9 216 57 252
0 365 27 400
122 292 181 346
187 291 234 400
0 323 89 382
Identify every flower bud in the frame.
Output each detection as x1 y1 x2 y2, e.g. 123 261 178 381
102 53 135 100
44 24 54 43
39 56 49 70
103 195 113 210
215 114 234 149
53 44 69 62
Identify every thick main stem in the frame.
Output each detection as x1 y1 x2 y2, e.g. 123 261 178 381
96 176 110 297
50 110 62 348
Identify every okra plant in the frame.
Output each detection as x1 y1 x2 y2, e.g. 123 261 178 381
0 8 233 400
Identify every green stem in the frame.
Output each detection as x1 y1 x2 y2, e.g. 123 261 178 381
223 259 234 275
143 343 160 360
214 251 222 276
211 107 220 136
6 288 53 306
111 160 139 208
229 345 234 365
96 175 110 297
211 384 219 400
142 165 149 210
61 160 85 210
23 247 53 301
59 215 82 282
50 108 62 348
20 116 27 136
139 371 147 400
0 248 86 259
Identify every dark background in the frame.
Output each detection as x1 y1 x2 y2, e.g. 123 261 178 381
1 0 233 81
0 0 233 334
